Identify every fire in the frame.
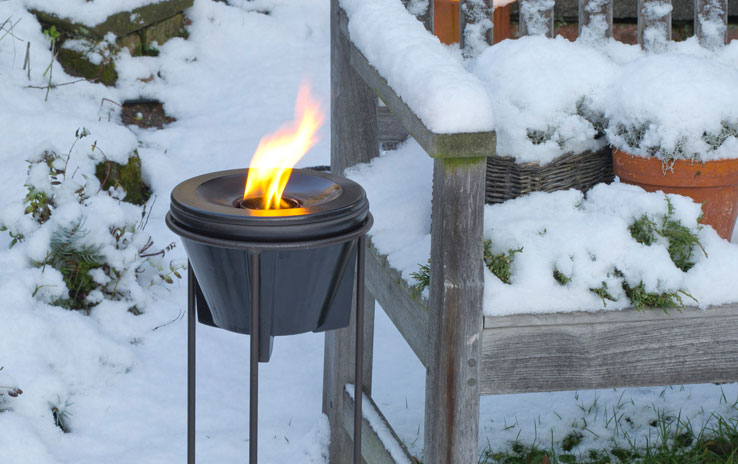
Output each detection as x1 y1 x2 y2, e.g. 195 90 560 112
243 83 324 210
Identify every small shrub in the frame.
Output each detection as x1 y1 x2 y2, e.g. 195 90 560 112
621 279 695 312
590 281 616 307
410 240 523 293
1 128 181 313
484 240 523 285
553 268 572 286
410 260 430 297
629 214 658 246
561 431 584 452
628 198 706 272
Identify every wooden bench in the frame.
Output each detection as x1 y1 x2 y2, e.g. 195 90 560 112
322 1 738 463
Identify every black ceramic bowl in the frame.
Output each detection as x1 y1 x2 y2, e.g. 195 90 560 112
167 168 371 361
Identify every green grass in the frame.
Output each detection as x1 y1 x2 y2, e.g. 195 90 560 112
478 420 738 464
477 408 738 464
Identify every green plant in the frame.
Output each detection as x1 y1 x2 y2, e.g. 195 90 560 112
0 226 24 248
661 208 707 272
629 198 706 272
621 279 696 312
34 218 104 311
42 25 61 101
410 260 430 296
484 240 523 284
589 281 616 307
553 268 572 286
2 128 181 313
410 240 523 294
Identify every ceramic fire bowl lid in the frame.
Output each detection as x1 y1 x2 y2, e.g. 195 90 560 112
169 168 369 242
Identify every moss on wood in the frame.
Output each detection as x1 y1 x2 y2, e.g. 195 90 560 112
95 152 151 205
57 47 118 86
30 0 193 40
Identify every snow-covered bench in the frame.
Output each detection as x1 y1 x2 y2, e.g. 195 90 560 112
322 1 738 463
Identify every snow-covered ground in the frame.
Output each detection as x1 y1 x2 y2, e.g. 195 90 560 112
0 0 736 463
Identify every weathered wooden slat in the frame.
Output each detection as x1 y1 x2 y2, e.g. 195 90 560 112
342 387 416 464
638 0 673 51
480 304 738 395
377 106 410 151
578 0 614 40
348 44 496 159
338 10 496 159
695 0 728 49
332 4 379 176
423 157 486 464
324 3 380 462
365 239 428 366
519 0 555 37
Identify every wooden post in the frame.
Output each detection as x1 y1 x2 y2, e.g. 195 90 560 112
423 157 486 464
330 1 379 175
324 2 379 462
519 0 555 37
578 0 613 40
695 0 728 49
460 0 495 54
638 0 672 51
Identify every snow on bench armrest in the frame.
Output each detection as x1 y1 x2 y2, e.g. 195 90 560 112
341 0 495 134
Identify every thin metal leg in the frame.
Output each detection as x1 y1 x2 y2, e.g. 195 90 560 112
354 235 365 464
250 252 261 464
187 263 196 464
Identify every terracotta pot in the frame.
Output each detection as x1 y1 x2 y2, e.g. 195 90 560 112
434 0 460 45
612 148 738 240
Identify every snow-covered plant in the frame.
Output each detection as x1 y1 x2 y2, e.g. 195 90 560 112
471 36 615 164
628 198 707 272
483 240 523 285
604 54 738 163
411 240 523 295
1 128 182 313
49 395 73 433
0 367 22 413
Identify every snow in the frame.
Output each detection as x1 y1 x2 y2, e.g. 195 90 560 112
1 0 737 462
471 36 615 164
468 35 738 164
578 0 611 43
697 0 728 50
347 140 738 315
340 0 495 134
346 384 413 464
519 0 555 36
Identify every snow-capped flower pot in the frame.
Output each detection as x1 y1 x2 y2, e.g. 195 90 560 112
613 148 738 240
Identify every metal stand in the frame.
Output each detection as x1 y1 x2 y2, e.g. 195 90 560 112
186 236 366 464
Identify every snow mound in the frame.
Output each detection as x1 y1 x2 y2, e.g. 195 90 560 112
341 0 495 134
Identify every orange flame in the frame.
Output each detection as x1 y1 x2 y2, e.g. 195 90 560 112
243 83 324 209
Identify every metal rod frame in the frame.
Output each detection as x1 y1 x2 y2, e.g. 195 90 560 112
186 230 367 464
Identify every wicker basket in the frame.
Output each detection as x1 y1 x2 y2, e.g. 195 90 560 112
485 146 614 204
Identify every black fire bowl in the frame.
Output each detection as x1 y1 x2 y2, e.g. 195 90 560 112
166 168 371 362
